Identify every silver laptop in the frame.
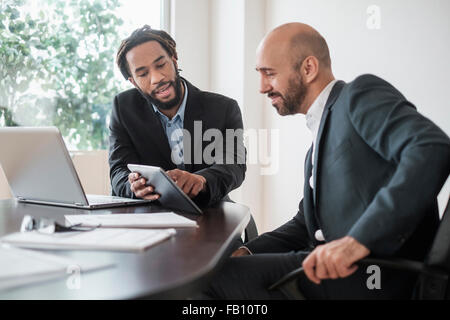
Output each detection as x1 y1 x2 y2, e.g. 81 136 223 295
0 127 148 209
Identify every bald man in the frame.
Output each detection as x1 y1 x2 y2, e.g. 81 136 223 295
202 23 450 299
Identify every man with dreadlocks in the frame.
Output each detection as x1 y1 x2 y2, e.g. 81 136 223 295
109 25 246 206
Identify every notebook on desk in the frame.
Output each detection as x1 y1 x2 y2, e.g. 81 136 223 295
1 228 176 252
0 127 148 209
65 212 198 228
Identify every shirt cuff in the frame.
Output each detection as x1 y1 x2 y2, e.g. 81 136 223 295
238 246 253 255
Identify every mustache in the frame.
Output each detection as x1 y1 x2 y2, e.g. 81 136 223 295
150 70 180 96
151 81 173 95
268 91 283 99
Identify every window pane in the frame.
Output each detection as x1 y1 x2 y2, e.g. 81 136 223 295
0 0 161 150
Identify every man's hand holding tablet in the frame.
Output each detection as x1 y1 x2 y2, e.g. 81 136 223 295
127 164 203 215
129 170 206 199
165 169 207 198
128 172 160 200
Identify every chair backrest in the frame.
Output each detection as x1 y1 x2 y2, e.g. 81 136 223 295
244 214 258 242
415 197 450 299
426 197 450 270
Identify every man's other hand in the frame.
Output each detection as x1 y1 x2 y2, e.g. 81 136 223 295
302 236 370 284
128 172 160 200
166 169 207 198
231 247 251 257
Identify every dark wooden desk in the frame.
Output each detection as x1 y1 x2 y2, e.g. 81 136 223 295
0 199 250 299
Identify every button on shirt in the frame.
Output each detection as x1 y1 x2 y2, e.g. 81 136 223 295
305 79 338 189
152 81 188 169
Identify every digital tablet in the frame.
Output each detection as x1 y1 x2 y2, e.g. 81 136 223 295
127 164 203 215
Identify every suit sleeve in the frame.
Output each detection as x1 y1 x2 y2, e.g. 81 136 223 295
194 100 247 206
346 75 450 256
108 95 140 198
245 200 313 254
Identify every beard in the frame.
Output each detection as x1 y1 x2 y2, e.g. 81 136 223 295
270 73 307 116
138 71 183 111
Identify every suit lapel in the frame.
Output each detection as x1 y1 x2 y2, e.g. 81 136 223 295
312 80 346 203
182 79 204 172
303 146 318 239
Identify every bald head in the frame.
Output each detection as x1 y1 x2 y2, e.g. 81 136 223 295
260 22 331 71
256 23 335 115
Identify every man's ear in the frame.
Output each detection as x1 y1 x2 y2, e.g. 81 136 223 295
302 56 319 84
172 57 179 71
128 76 137 88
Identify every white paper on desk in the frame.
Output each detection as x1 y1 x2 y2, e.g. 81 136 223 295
0 245 113 291
1 228 176 253
65 213 197 228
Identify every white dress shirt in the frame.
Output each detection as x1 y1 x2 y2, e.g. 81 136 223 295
152 80 188 169
305 79 337 242
305 79 338 189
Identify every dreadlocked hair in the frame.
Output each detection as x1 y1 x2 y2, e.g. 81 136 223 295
116 25 178 79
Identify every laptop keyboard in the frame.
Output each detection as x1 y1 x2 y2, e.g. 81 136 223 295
86 195 140 204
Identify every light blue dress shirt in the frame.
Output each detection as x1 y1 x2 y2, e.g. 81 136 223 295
152 81 188 169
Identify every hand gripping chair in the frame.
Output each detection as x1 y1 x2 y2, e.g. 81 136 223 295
269 197 450 300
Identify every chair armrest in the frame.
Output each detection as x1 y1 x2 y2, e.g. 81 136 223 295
268 266 305 290
269 256 447 291
357 257 425 274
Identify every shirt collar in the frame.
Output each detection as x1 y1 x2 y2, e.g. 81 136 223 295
152 80 188 123
305 79 338 135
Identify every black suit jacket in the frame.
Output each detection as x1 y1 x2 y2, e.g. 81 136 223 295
109 79 246 206
246 75 450 296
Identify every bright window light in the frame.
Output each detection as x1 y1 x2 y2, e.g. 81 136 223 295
0 0 162 150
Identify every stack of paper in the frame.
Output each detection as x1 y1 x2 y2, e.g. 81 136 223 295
1 228 176 252
65 212 198 228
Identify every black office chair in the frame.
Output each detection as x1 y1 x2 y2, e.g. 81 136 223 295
244 213 258 242
269 197 450 299
226 197 258 242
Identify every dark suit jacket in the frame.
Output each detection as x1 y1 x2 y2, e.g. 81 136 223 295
246 74 450 297
109 79 246 206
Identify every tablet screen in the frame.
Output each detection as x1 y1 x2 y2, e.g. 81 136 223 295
127 164 203 215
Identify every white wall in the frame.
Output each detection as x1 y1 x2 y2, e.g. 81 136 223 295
209 0 245 103
170 0 210 91
0 166 11 199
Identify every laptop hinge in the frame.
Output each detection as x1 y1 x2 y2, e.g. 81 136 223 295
74 202 85 207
